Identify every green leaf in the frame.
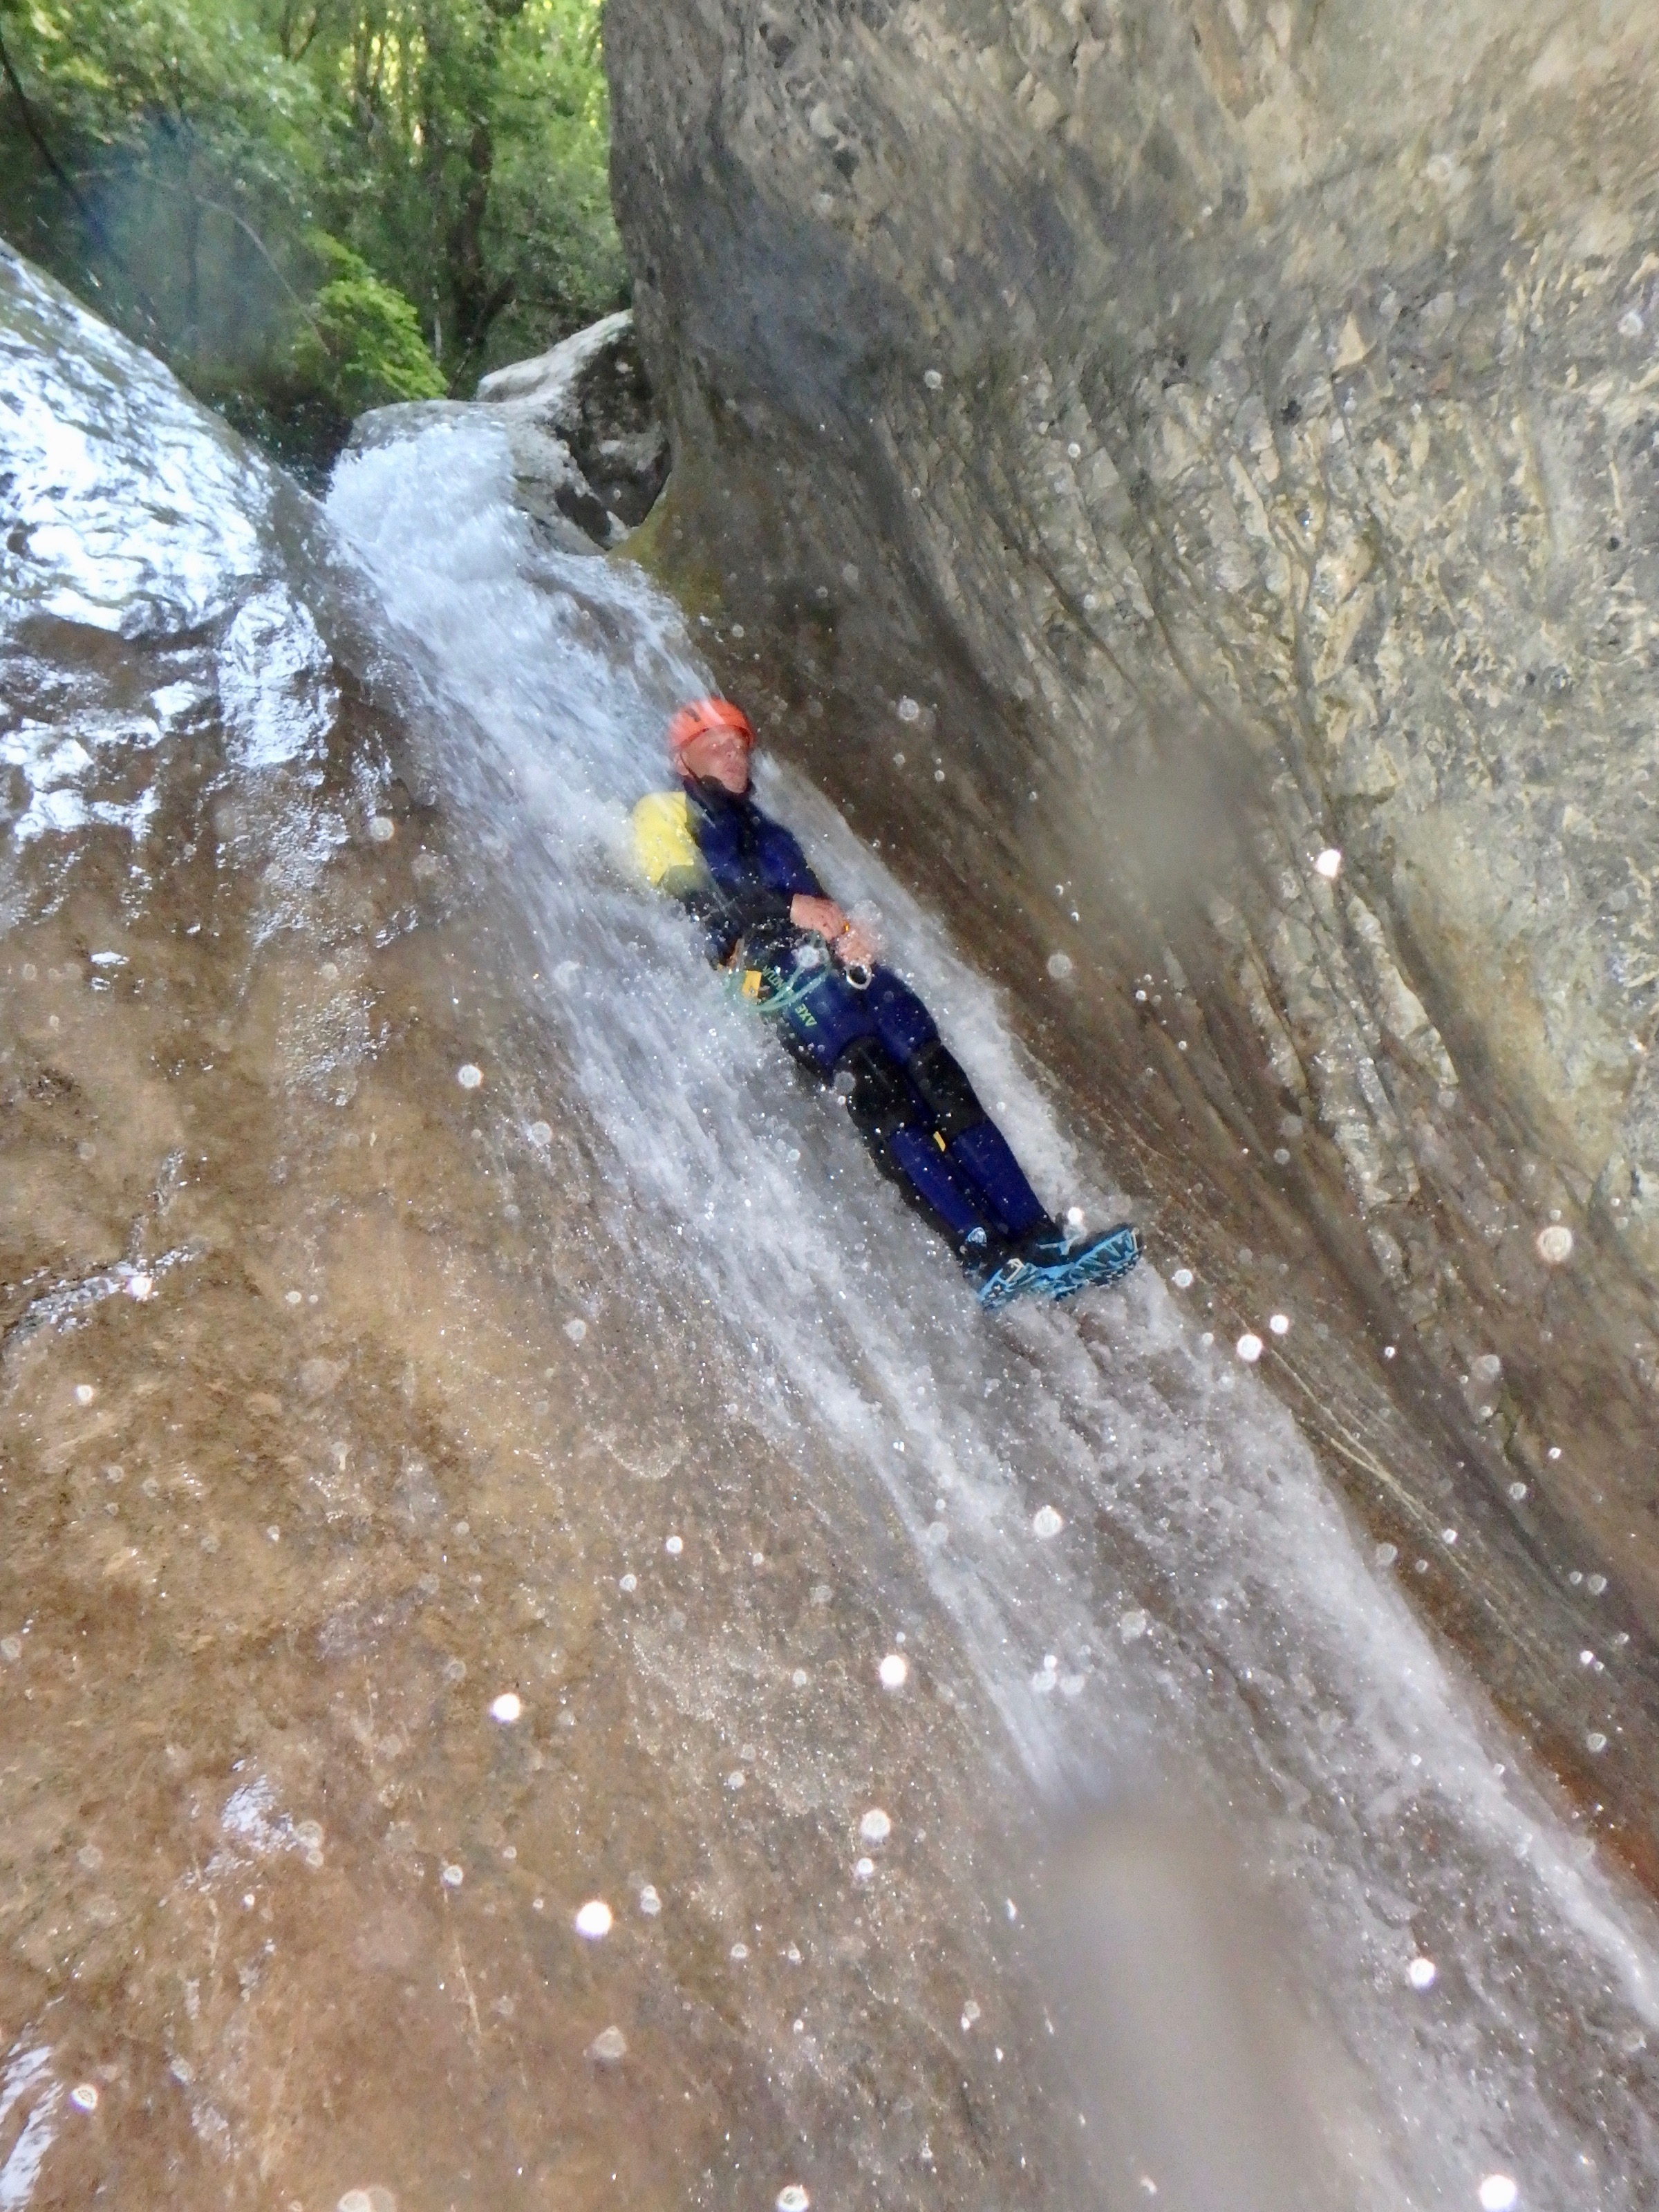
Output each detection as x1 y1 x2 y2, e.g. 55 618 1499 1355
295 233 447 409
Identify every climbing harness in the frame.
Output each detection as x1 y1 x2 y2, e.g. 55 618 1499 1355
725 957 824 1027
724 937 868 1024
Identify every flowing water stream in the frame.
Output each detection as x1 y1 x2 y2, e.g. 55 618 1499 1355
3 243 1658 2210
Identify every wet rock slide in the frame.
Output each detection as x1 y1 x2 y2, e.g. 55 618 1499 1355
0 134 1656 2212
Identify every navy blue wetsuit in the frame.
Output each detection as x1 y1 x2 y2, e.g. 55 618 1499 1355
680 778 1049 1254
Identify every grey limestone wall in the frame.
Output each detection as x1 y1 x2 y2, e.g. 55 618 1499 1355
604 0 1659 1711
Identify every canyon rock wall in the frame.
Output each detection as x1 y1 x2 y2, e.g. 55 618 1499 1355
604 0 1659 1758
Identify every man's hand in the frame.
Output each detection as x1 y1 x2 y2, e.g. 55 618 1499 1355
791 894 878 969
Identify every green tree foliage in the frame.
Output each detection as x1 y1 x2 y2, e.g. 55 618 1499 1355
0 0 626 474
294 232 447 412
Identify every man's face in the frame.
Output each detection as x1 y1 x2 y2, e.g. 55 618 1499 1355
679 725 753 793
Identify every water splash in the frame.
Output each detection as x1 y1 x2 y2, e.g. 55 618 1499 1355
0 2045 62 2211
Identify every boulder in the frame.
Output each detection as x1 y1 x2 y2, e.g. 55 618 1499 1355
476 307 668 531
350 308 668 552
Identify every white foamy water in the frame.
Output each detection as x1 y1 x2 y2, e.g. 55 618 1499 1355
0 2047 59 2208
326 409 1659 2207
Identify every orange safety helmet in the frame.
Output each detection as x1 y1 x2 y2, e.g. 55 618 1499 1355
667 695 756 764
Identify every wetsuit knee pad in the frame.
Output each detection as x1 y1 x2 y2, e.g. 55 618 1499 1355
904 1038 988 1143
838 1035 913 1147
836 1039 989 1243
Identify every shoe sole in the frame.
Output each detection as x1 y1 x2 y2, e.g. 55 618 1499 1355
977 1224 1143 1311
1047 1224 1143 1301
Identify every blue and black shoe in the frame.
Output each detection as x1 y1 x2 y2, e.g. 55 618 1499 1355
1009 1219 1087 1268
968 1219 1143 1311
1042 1221 1143 1300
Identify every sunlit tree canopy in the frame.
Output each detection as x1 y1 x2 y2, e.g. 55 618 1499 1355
0 0 626 471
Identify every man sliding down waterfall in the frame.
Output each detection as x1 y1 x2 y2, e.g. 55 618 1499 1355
633 696 1143 1311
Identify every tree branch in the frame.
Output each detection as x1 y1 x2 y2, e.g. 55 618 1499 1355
0 16 99 234
142 178 321 334
0 19 168 333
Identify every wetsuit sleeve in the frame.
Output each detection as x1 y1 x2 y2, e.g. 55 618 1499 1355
713 806 823 968
633 790 762 966
753 809 825 900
